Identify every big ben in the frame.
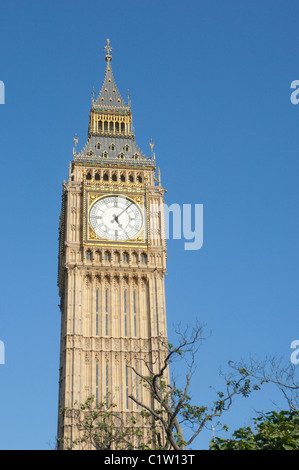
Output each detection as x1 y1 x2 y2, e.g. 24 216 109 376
57 40 168 449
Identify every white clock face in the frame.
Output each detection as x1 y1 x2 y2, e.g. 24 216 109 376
89 195 143 241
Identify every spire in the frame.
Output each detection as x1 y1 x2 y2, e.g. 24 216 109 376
73 40 155 168
93 39 129 110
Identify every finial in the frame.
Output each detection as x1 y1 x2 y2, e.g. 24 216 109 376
104 38 113 61
149 138 155 159
73 133 78 156
91 86 95 104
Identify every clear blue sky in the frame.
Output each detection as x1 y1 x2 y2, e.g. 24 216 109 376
0 0 298 450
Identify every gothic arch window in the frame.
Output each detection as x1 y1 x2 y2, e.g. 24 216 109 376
104 251 111 261
104 121 108 131
86 250 92 261
125 144 129 152
129 174 134 183
109 121 113 132
86 172 92 180
103 150 108 158
121 122 125 134
98 121 102 132
123 252 129 263
140 253 147 264
103 172 109 181
96 141 101 150
137 175 142 183
89 150 94 157
95 172 100 181
119 152 124 160
115 122 119 132
110 143 115 151
120 174 126 182
112 173 117 182
133 153 139 160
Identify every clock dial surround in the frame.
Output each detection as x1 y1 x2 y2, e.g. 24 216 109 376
89 195 144 242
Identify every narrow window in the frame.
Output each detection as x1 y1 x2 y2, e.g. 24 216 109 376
96 363 99 405
124 290 127 337
125 365 129 409
106 361 109 408
86 250 92 261
96 289 99 336
135 362 139 409
105 289 108 336
103 173 109 181
141 253 147 264
86 172 92 180
123 252 129 263
104 251 110 261
133 291 137 337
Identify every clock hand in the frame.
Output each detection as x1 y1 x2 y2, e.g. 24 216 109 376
116 202 133 219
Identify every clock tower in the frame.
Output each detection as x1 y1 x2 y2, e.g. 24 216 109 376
57 41 168 449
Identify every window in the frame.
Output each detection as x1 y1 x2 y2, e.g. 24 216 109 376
123 252 129 263
96 363 99 405
86 250 92 261
129 175 134 183
137 175 142 183
95 173 100 181
86 172 92 180
106 361 109 408
124 290 127 337
125 365 129 409
125 144 129 152
140 253 147 264
104 251 111 261
133 291 137 337
103 173 109 181
112 173 117 182
105 289 109 336
121 174 125 182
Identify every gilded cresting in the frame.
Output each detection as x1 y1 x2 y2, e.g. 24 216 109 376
57 40 168 449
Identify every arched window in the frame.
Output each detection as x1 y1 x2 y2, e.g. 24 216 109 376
123 252 129 263
95 173 100 181
96 141 101 149
137 175 142 183
140 253 147 264
112 173 117 182
103 173 109 181
109 122 113 132
121 174 126 182
104 251 111 261
129 174 134 183
86 172 92 180
104 121 108 131
86 250 92 261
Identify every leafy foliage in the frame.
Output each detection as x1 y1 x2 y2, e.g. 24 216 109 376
210 410 299 450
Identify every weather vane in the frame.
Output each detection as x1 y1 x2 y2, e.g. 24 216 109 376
104 38 113 60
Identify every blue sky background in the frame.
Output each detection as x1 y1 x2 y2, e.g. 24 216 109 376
0 0 298 450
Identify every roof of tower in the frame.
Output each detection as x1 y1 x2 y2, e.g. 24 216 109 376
73 39 155 168
93 39 129 111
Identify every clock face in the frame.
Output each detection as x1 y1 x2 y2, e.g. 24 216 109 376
89 195 143 241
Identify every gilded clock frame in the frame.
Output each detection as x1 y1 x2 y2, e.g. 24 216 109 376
83 185 148 247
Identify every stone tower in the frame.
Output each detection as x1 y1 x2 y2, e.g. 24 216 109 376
57 40 168 449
